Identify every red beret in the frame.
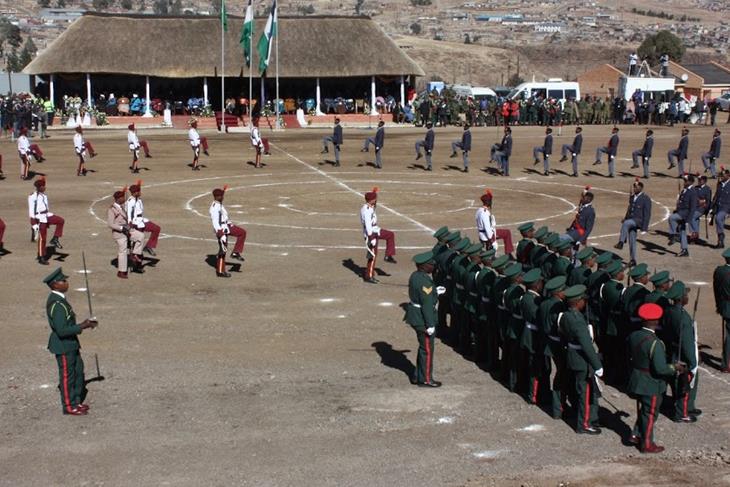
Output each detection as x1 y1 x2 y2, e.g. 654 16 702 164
75 125 83 133
480 194 492 205
364 187 379 202
129 184 141 193
34 179 45 189
638 303 663 321
212 188 225 198
19 127 28 135
128 123 135 130
113 190 126 199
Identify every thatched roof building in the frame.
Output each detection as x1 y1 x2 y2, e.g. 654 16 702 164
24 13 425 78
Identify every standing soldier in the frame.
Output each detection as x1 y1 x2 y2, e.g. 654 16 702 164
188 119 209 171
538 276 568 419
449 124 472 173
404 251 441 387
43 267 98 415
668 127 690 176
665 281 700 423
476 191 496 251
623 263 652 337
361 120 385 169
321 117 343 167
503 263 525 392
593 127 620 177
126 182 161 257
210 187 247 278
515 222 536 266
533 126 554 176
632 129 654 179
474 248 496 362
701 129 722 179
520 268 544 404
127 123 151 173
73 126 96 177
489 126 512 177
713 249 730 373
415 122 435 171
646 271 671 309
529 226 550 269
668 174 696 258
108 188 144 278
28 178 65 265
569 247 596 287
711 169 730 248
559 126 583 177
489 254 513 374
689 175 712 243
599 260 625 384
615 180 652 267
360 188 397 284
561 284 604 435
462 243 485 357
435 231 461 332
627 303 684 453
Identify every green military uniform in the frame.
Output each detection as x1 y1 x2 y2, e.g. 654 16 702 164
537 276 568 418
551 240 574 279
519 269 544 403
503 263 525 391
528 226 549 269
645 271 671 310
539 234 560 279
712 249 730 370
560 285 603 433
627 307 678 452
665 281 699 421
474 249 497 363
434 231 461 330
568 247 595 286
515 222 536 267
449 238 471 343
404 252 440 386
491 258 514 374
44 268 89 414
599 260 625 384
460 243 484 355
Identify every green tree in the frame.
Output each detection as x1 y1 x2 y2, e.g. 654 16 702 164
121 0 133 9
171 0 182 14
37 0 51 7
5 48 20 72
638 30 685 65
17 40 36 70
55 0 66 7
153 0 168 14
409 22 421 35
507 74 524 87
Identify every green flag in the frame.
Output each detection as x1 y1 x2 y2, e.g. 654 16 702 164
240 0 254 67
220 0 228 32
257 0 277 74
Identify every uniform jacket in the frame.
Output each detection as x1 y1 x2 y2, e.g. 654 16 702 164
46 291 82 355
73 133 85 153
476 267 497 322
560 308 602 373
210 201 231 233
374 126 385 149
107 202 128 233
714 180 730 213
623 283 650 328
695 184 712 214
500 133 511 156
713 264 730 319
675 186 697 218
709 136 722 159
568 264 592 287
475 207 495 243
551 255 573 278
664 303 698 372
333 124 343 145
641 135 654 158
505 283 525 340
537 296 565 357
608 133 619 156
28 191 53 224
127 130 140 150
126 197 149 228
567 203 595 242
360 204 379 238
625 192 652 231
516 238 535 265
424 128 435 152
677 135 689 159
404 270 438 330
462 129 472 151
543 134 553 155
600 279 624 336
519 289 542 353
17 134 30 155
572 133 583 154
189 128 201 147
626 328 675 396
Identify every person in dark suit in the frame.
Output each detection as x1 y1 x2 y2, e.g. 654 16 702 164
560 126 583 177
489 126 512 176
689 175 712 241
594 127 620 177
632 129 654 179
561 191 595 246
415 122 435 171
668 174 697 257
361 120 385 169
668 127 690 177
533 126 554 176
321 117 343 166
615 180 652 266
701 129 722 179
450 124 472 173
711 169 730 248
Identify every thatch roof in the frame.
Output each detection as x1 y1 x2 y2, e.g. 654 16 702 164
24 13 424 78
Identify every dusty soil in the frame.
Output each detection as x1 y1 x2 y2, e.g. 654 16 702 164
1 122 729 486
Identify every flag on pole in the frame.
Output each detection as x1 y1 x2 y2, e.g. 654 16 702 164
240 0 254 67
220 0 228 32
257 0 277 74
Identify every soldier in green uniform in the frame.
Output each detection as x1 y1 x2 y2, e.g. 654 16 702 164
713 248 730 372
515 222 536 267
482 254 510 370
404 251 441 387
519 268 544 404
431 226 450 255
568 247 596 286
646 271 671 308
461 243 485 356
587 252 613 336
627 303 683 453
503 263 525 391
491 257 515 375
538 276 568 419
446 237 470 340
529 226 550 269
434 231 461 331
551 240 574 278
599 260 625 385
560 284 603 435
474 249 496 364
452 241 479 349
665 281 700 422
44 267 98 415
624 263 652 334
539 234 560 278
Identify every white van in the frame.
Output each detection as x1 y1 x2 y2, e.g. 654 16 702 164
449 84 497 101
507 79 581 103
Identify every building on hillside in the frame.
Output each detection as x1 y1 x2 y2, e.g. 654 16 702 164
577 63 680 100
666 61 730 100
24 13 424 116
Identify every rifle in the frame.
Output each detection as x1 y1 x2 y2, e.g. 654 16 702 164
81 251 95 321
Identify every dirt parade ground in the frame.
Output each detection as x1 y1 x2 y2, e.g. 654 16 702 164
1 122 730 486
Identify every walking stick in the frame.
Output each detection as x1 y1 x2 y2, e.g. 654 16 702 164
81 251 95 321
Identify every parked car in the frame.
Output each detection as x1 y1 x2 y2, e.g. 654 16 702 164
714 93 730 111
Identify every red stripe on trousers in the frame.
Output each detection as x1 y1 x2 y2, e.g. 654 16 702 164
532 378 539 403
645 395 657 450
583 380 591 430
0 218 5 243
425 334 432 383
683 373 692 417
61 355 72 412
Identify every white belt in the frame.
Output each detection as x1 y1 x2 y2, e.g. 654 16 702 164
410 302 421 308
497 305 507 311
525 322 538 331
481 297 490 303
456 284 465 290
568 343 582 350
469 292 477 297
512 314 523 319
548 335 561 342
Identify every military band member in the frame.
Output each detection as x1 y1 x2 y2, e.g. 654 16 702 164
668 127 690 176
450 124 472 173
668 174 696 258
404 251 441 387
415 122 435 171
561 284 603 435
250 118 270 169
126 182 161 257
361 120 385 169
188 119 209 171
627 303 684 453
127 123 151 173
28 178 64 265
108 189 144 278
538 276 568 419
43 267 98 415
210 187 247 278
533 126 554 176
560 126 583 177
701 129 722 179
321 117 343 166
519 268 544 404
593 127 620 177
713 248 730 373
503 263 525 391
73 126 96 177
360 188 396 284
615 180 652 266
711 169 730 248
689 175 712 241
476 191 496 251
489 126 512 176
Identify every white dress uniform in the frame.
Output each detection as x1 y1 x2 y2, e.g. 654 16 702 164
360 203 380 241
28 191 53 225
73 132 87 158
128 129 140 152
126 196 148 230
210 200 230 251
250 126 263 151
189 128 201 148
476 206 497 250
17 134 30 156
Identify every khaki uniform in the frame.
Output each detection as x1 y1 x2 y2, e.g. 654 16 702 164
107 203 142 273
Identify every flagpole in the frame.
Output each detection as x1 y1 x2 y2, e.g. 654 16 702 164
249 5 253 129
221 0 226 132
275 14 280 130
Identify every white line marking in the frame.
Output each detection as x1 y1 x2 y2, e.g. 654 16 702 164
687 281 709 286
472 450 502 459
76 270 92 274
518 424 545 432
74 288 87 292
39 384 51 389
699 366 730 386
378 302 394 307
437 416 455 424
320 298 337 303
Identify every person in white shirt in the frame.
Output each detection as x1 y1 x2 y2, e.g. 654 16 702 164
108 188 144 278
188 119 209 171
17 127 33 180
210 187 246 278
127 123 151 173
475 190 514 256
126 182 161 258
73 126 96 176
628 52 639 76
28 178 65 265
360 188 397 284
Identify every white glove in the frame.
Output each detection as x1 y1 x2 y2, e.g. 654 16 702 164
690 372 697 389
223 227 230 235
369 239 377 247
436 286 446 295
426 327 435 336
595 368 604 378
492 241 499 252
572 153 577 157
640 231 647 235
32 224 39 232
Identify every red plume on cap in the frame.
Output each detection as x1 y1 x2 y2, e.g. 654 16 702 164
122 186 127 193
364 187 379 201
372 186 379 193
635 176 640 182
582 185 591 194
223 184 229 192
